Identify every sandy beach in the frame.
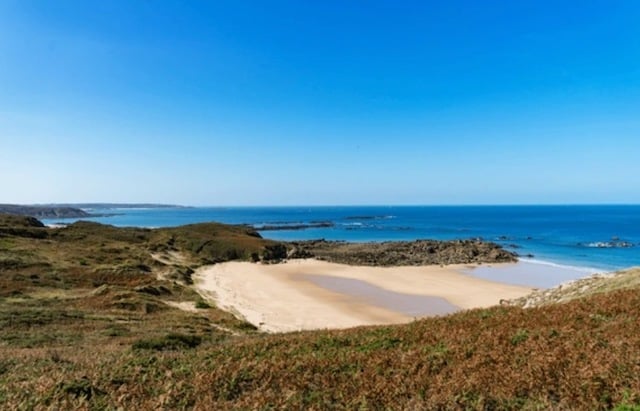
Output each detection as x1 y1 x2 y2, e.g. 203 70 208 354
193 259 532 332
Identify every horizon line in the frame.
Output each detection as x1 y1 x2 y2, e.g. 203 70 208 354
10 202 640 208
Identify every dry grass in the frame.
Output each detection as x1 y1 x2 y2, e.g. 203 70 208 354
2 289 640 409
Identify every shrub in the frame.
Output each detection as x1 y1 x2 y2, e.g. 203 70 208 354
195 299 211 309
132 333 202 351
511 329 529 346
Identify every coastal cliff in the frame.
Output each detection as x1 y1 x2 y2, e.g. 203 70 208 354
0 204 92 218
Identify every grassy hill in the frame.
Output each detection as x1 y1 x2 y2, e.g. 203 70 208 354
1 214 640 409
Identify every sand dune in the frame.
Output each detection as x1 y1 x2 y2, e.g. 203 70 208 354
193 259 532 333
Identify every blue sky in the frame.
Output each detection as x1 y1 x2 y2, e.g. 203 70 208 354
1 0 639 205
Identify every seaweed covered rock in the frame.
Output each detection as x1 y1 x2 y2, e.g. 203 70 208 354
287 239 516 266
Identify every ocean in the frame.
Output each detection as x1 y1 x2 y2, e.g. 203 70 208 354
42 205 640 275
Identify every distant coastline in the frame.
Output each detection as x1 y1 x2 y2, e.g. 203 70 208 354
53 203 192 210
0 203 189 219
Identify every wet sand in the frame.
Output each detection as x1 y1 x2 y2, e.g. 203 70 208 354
193 259 533 333
303 275 459 317
465 260 602 288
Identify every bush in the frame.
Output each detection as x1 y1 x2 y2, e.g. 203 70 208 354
132 333 202 351
195 299 211 309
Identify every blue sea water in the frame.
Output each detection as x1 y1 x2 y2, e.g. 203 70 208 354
42 205 640 273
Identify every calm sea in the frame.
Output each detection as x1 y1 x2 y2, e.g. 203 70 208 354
42 205 640 273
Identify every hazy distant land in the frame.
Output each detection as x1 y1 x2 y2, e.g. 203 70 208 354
0 203 189 219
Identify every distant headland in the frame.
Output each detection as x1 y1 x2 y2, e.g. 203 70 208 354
0 203 189 219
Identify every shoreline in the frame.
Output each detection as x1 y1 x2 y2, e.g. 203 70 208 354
193 259 533 333
465 259 608 289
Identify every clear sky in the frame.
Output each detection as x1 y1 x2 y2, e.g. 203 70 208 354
1 1 639 206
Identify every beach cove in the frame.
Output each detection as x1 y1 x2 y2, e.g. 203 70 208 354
194 259 533 332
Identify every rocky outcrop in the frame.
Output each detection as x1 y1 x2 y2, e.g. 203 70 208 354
0 213 45 228
253 222 335 231
507 267 640 308
0 214 48 238
285 239 517 266
261 244 288 262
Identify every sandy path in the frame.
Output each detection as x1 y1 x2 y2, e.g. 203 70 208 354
193 259 532 333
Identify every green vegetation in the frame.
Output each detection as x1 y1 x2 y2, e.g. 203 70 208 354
132 333 203 351
1 213 640 409
615 403 640 411
510 329 529 346
195 298 212 309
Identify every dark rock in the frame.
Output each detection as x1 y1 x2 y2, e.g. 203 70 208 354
286 246 314 259
255 222 334 231
262 244 288 262
285 238 517 266
344 215 390 220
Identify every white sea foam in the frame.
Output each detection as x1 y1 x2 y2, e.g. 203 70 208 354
518 258 604 275
583 241 635 248
45 223 67 228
